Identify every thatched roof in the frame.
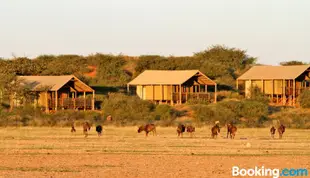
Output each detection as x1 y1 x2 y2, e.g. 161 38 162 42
17 75 94 92
128 70 216 85
238 65 310 80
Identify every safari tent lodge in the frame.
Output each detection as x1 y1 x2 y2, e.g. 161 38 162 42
13 75 95 112
127 70 217 105
237 65 310 106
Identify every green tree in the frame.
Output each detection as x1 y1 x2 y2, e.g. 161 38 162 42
280 61 306 66
41 55 88 75
194 45 256 80
87 54 131 86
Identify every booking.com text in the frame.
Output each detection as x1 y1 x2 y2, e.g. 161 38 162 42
232 166 308 178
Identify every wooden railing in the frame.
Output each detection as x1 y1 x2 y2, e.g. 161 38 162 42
48 98 93 110
172 92 214 103
284 87 310 96
240 87 308 97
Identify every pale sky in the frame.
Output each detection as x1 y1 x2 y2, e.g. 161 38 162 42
0 0 309 65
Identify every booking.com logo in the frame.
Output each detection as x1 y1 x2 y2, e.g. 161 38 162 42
232 166 308 178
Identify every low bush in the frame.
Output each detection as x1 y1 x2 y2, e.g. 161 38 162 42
191 102 238 125
101 93 155 126
238 100 269 119
187 98 212 105
248 86 270 104
0 106 103 127
191 98 269 127
271 108 310 129
216 91 243 101
299 90 310 108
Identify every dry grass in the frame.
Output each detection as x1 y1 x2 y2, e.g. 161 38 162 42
0 126 309 178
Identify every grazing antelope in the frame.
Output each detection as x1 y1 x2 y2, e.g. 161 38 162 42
71 123 76 133
83 122 91 138
278 124 285 139
177 124 186 137
96 125 103 137
186 125 195 137
211 124 220 139
137 124 156 137
227 123 237 139
270 126 276 139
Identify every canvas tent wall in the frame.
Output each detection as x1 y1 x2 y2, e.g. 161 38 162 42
128 70 217 104
237 65 310 106
16 75 95 112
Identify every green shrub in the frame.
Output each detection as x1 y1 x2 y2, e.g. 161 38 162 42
238 100 269 118
248 86 269 104
216 91 243 101
191 103 237 125
155 105 187 127
299 90 310 108
191 98 269 127
218 100 242 113
213 104 238 124
154 104 171 120
191 104 214 124
154 104 183 121
0 106 103 127
101 93 155 126
272 108 310 129
187 98 212 105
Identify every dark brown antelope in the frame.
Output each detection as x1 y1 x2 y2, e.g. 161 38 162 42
71 123 76 133
227 123 237 139
278 124 285 139
186 125 195 137
211 124 220 139
137 124 156 137
177 124 186 137
96 125 103 137
83 122 91 138
270 126 276 139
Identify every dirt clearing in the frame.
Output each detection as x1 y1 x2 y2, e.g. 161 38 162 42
0 127 309 178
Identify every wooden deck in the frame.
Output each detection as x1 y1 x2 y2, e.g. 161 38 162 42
48 98 93 110
172 92 214 103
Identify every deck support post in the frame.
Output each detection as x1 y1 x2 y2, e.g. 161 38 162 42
271 80 274 103
179 84 182 104
55 91 58 111
127 84 130 95
45 91 49 113
249 79 252 98
152 85 154 103
161 85 163 104
83 92 86 111
73 92 77 110
197 85 200 99
236 80 238 90
214 84 217 103
185 86 188 103
92 90 95 110
293 79 296 106
170 85 173 105
282 79 285 105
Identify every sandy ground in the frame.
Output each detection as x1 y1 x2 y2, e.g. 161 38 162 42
0 127 309 178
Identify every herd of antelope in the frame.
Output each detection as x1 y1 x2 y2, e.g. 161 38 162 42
71 121 286 139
